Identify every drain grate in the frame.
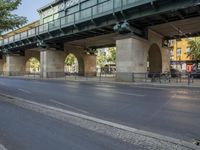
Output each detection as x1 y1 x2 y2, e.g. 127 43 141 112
192 139 200 146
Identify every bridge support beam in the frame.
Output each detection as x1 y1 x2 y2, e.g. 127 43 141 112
40 49 65 78
0 58 4 73
116 37 148 82
6 55 25 76
116 30 170 82
83 54 96 76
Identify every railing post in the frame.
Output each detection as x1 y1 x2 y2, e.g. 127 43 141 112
159 73 161 84
73 13 76 26
112 0 115 12
99 71 102 82
145 73 147 83
188 73 190 85
132 73 135 82
176 73 178 83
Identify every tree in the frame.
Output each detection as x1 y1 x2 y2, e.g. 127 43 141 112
29 58 40 72
0 0 27 35
107 47 116 63
96 49 107 67
187 37 200 60
65 54 75 66
96 47 116 67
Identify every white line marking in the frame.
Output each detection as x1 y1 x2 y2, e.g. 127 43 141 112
130 85 167 90
95 84 115 88
0 144 7 150
18 89 31 94
95 87 145 97
110 91 145 97
49 99 89 114
63 85 79 89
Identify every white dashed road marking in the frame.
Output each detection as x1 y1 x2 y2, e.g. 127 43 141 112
49 99 89 114
17 89 31 94
95 87 145 97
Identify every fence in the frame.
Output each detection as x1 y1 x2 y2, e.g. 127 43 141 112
1 71 200 85
132 72 200 85
0 71 116 82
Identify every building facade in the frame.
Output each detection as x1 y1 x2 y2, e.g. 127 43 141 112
169 38 198 72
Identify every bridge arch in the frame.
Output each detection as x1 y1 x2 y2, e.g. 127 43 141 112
65 52 84 75
148 43 162 73
25 57 40 73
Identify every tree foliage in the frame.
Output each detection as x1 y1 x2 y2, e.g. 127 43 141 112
187 37 200 61
107 47 116 63
96 50 107 67
96 47 116 67
0 0 27 34
28 57 40 72
65 54 76 66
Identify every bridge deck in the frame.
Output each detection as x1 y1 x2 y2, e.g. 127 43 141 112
0 0 200 52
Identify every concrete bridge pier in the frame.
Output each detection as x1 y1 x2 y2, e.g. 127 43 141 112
0 56 6 75
82 54 96 77
0 57 4 73
116 30 170 82
6 55 25 76
40 49 65 78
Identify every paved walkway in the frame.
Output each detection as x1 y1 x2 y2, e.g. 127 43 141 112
1 75 200 89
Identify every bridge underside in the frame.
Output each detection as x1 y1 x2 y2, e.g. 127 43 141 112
150 17 200 39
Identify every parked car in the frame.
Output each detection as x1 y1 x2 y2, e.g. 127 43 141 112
190 69 200 78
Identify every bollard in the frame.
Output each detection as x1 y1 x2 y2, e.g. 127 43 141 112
99 72 102 82
132 73 135 82
188 73 190 85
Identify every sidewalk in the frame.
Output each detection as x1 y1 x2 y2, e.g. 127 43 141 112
1 75 200 89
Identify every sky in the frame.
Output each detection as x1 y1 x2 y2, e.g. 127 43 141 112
13 0 54 23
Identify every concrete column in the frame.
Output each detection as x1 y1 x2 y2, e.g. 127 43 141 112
40 49 65 78
161 47 170 73
0 59 3 73
83 54 97 76
148 30 170 73
0 56 6 75
6 55 25 76
116 37 149 82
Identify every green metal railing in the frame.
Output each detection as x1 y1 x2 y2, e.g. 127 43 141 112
0 0 151 47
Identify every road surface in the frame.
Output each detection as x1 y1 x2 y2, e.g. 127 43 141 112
0 78 199 149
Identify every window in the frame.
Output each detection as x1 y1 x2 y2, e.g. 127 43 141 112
66 5 79 15
170 56 174 61
81 0 97 9
43 16 53 24
177 48 182 56
186 47 190 54
170 49 174 57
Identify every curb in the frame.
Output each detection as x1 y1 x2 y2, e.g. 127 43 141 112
1 76 200 89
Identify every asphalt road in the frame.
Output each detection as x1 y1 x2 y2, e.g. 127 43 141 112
0 78 200 147
0 100 143 150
